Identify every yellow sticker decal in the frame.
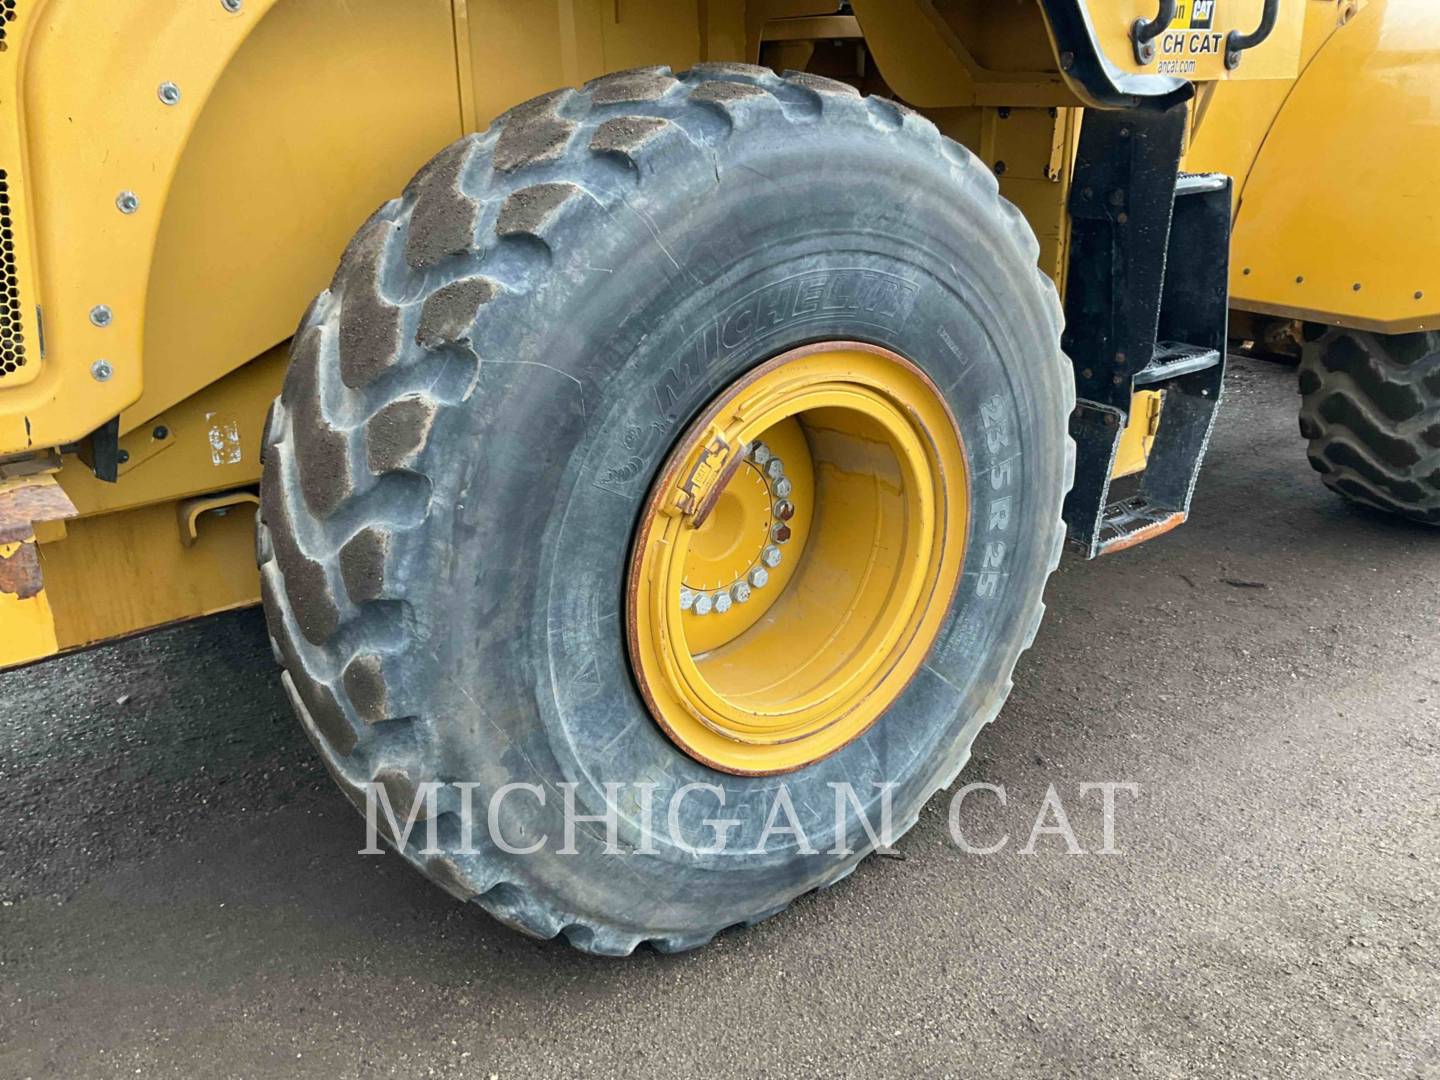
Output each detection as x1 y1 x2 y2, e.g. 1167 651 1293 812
1176 0 1216 30
1154 1 1224 74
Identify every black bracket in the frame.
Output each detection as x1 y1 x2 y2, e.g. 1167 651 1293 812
1130 1 1177 65
1226 0 1281 69
78 416 121 483
1060 104 1232 557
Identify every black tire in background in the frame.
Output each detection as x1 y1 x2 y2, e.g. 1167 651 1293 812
1299 328 1440 524
257 65 1074 954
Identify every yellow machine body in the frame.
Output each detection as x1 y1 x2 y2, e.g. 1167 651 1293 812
0 0 1315 667
1186 0 1438 334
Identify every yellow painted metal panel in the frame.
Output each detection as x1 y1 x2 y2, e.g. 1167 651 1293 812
38 497 260 653
1086 0 1307 81
465 2 579 126
1184 1 1352 214
3 0 278 453
600 0 703 72
0 573 58 668
1111 389 1163 478
1222 0 1439 332
464 0 720 132
135 0 461 432
0 0 460 455
57 346 282 519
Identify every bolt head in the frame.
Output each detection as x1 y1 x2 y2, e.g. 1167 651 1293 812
693 592 713 616
773 499 794 521
90 304 113 327
730 581 751 604
762 545 782 568
713 591 732 614
772 522 792 544
116 191 139 214
116 449 130 465
678 587 696 612
157 81 181 105
90 359 113 382
750 442 771 466
221 0 243 10
152 425 169 440
773 477 793 498
748 567 769 589
765 457 785 480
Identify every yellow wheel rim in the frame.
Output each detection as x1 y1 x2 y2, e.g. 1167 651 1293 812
626 341 970 775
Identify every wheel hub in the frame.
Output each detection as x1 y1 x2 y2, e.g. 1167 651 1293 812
626 342 970 775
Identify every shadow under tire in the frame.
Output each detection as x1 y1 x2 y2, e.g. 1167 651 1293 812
256 65 1074 954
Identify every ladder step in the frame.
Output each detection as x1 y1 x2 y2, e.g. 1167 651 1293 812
1095 496 1187 555
1175 171 1229 198
1133 342 1221 386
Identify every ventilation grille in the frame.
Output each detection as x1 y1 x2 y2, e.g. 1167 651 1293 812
0 170 26 380
0 1 14 46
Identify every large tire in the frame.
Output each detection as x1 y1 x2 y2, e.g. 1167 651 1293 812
257 65 1073 954
1299 328 1440 523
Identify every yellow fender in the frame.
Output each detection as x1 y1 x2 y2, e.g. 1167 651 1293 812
1223 0 1439 333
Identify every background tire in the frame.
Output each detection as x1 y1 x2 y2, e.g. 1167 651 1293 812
1299 328 1440 524
257 64 1073 954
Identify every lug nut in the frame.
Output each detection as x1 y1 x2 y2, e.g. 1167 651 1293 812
693 592 713 616
713 591 732 614
772 522 791 544
774 477 793 498
773 499 794 521
679 587 696 612
750 442 771 466
730 581 751 604
765 457 784 480
749 567 769 589
762 545 782 568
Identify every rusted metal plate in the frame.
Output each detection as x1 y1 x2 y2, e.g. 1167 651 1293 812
0 541 43 599
0 476 78 544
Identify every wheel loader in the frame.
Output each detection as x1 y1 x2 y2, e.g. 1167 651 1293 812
0 0 1433 953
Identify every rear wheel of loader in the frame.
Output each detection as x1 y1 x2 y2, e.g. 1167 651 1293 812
1298 328 1440 524
257 65 1073 954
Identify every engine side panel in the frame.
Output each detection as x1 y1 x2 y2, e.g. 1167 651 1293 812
1215 0 1439 332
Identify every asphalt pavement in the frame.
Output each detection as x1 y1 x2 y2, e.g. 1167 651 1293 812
1 355 1436 1078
